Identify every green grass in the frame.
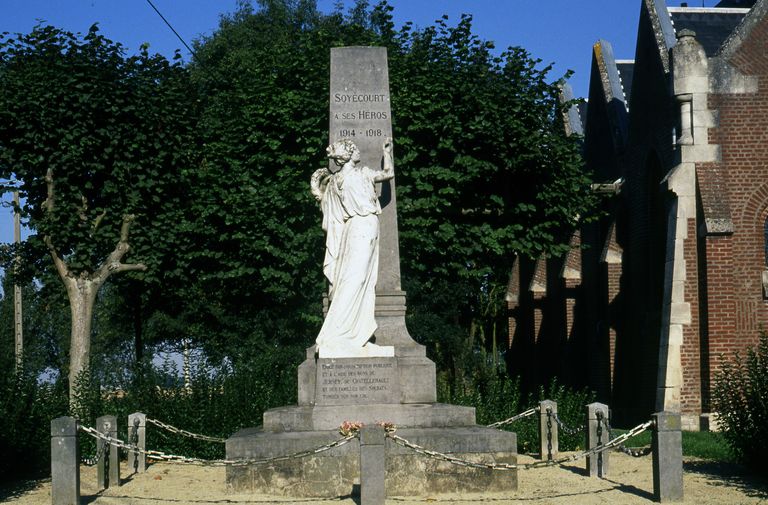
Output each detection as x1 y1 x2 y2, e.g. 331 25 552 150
614 429 735 462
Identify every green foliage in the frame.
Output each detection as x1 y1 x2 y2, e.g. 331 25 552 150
614 429 734 462
712 333 768 468
0 24 202 390
0 371 68 481
679 431 734 462
534 379 596 452
0 1 600 478
72 354 297 460
438 366 595 454
1 1 595 373
0 25 198 281
185 0 595 362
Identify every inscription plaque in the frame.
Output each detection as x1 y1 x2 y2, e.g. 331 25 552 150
315 357 400 405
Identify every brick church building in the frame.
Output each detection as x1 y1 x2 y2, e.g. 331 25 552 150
505 0 768 429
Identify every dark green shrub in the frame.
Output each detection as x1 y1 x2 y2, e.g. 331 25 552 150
711 333 768 468
535 379 596 453
71 349 299 461
0 371 68 482
438 365 596 454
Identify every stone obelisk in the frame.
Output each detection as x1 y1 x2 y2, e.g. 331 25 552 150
328 46 424 357
226 47 518 498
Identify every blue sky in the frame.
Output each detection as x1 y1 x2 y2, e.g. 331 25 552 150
0 0 723 243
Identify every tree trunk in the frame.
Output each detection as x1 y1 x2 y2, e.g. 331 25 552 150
44 169 147 405
45 215 146 405
66 277 100 402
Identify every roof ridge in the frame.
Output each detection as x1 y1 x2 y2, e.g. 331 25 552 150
668 7 751 13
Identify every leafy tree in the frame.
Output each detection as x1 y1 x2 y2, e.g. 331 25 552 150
189 0 594 375
0 26 199 401
384 11 595 379
183 0 344 360
0 0 595 402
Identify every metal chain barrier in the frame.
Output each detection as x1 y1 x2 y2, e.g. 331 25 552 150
602 416 652 457
146 417 226 443
387 419 654 471
131 417 140 446
551 410 586 435
596 410 605 471
80 437 107 467
486 407 539 429
546 408 553 460
78 424 356 467
617 445 653 457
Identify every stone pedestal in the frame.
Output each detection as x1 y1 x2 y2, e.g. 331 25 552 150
227 344 516 496
298 348 435 406
226 427 517 497
267 350 469 431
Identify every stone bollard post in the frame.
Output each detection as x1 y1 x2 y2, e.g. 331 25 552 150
652 411 684 502
585 402 610 477
128 413 147 473
51 416 80 505
359 425 386 505
539 400 558 460
96 415 120 490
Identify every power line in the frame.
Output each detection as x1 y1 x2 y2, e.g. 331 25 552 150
144 0 195 57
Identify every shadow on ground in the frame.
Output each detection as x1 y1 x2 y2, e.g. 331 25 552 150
684 459 768 499
0 478 47 502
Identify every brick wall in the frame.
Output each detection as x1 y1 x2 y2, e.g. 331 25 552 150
704 53 768 382
680 217 701 415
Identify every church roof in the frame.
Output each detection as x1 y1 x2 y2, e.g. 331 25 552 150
616 60 635 110
560 83 584 137
667 6 751 56
715 0 756 7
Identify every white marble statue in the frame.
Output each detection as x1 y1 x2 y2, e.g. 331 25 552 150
310 138 395 358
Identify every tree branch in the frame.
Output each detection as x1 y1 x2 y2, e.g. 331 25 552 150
91 210 107 235
44 234 72 280
78 195 88 223
109 263 148 274
93 214 147 282
43 168 54 213
41 168 72 280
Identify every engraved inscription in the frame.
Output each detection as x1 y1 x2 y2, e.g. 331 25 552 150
315 359 399 405
329 48 393 153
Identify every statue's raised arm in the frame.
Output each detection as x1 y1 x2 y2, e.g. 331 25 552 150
375 137 395 182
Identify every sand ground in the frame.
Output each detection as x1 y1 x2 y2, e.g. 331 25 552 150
2 452 766 505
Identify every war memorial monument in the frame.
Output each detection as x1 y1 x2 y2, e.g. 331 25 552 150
225 46 518 497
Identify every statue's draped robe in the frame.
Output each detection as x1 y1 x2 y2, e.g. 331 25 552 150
317 165 381 355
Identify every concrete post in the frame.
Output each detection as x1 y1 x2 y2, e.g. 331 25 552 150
96 415 120 490
586 402 610 477
51 416 80 505
128 413 147 473
539 400 558 460
359 425 386 505
652 411 684 502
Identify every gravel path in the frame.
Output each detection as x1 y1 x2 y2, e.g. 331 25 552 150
3 453 766 504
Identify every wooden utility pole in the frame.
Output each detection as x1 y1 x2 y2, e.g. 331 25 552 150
13 191 23 369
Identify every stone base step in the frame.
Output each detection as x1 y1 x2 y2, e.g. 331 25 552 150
263 402 476 432
226 426 518 497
